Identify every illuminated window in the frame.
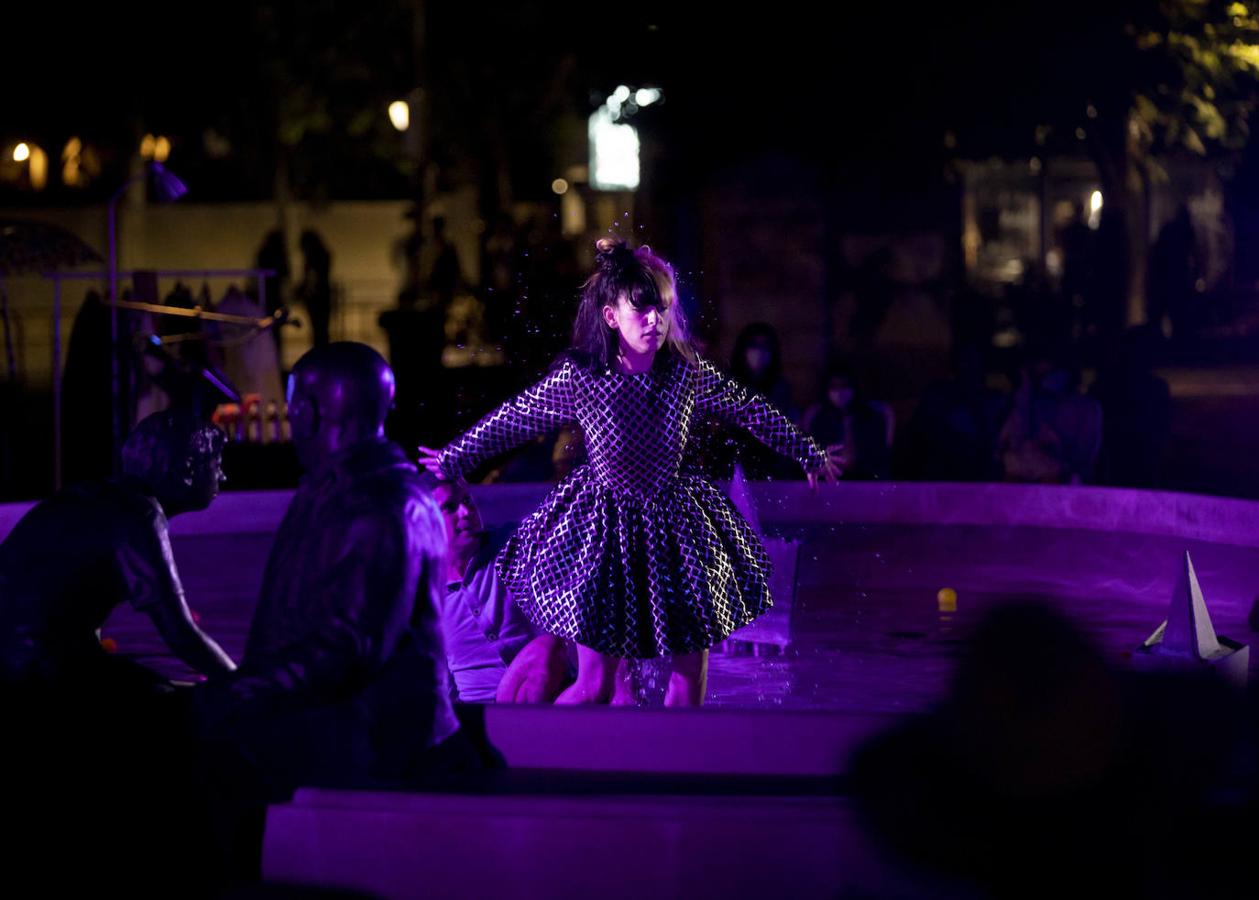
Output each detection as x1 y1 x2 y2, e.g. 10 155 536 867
589 106 640 191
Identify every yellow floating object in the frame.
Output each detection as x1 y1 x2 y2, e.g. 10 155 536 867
937 588 958 612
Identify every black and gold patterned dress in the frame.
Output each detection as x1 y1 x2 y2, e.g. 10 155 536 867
437 353 826 659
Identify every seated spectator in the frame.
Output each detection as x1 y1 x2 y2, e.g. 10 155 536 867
802 360 892 480
1089 326 1171 488
709 322 801 480
431 478 569 703
0 409 235 692
895 343 1008 481
998 342 1102 484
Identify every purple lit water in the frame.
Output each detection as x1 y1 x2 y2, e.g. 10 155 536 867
92 496 1259 714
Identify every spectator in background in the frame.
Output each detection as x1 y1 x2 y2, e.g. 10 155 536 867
802 360 891 480
895 343 1008 482
1089 325 1171 488
427 216 463 317
1151 204 1202 343
998 341 1102 484
730 322 796 416
61 290 113 484
254 230 290 356
482 212 520 347
713 322 801 480
297 230 333 349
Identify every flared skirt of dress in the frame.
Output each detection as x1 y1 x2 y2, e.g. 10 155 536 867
496 466 774 658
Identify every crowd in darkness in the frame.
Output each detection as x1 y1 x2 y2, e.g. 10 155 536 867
366 210 1179 493
47 206 1179 497
367 217 1169 493
1 216 1251 898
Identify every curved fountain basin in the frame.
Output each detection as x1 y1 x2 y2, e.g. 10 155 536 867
3 481 1255 712
7 483 1255 896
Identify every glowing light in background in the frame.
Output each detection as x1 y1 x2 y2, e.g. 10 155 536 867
589 105 640 191
11 142 47 189
389 100 410 132
1088 189 1104 230
27 144 47 190
635 88 662 107
589 85 659 191
551 178 569 195
140 135 172 163
62 137 83 186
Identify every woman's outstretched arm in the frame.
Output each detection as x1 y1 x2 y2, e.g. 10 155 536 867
693 358 843 484
420 359 578 479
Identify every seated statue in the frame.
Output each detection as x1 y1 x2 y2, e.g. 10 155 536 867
0 409 235 691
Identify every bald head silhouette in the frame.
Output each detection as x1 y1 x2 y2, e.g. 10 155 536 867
287 342 396 470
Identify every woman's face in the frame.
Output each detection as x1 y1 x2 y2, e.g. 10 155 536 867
828 377 855 410
745 335 774 375
604 294 668 357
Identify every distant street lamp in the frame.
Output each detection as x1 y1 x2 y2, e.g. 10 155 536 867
389 100 411 132
107 161 187 471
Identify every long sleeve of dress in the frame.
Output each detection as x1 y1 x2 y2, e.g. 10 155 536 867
438 360 578 478
694 359 827 473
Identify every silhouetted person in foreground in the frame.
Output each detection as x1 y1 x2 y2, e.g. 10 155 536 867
851 602 1255 899
192 343 469 881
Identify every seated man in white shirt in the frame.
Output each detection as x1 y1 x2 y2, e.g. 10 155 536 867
432 479 570 703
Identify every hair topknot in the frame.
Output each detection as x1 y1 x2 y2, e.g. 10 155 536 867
594 237 638 277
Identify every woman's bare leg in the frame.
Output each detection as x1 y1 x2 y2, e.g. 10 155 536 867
664 650 708 707
555 644 618 704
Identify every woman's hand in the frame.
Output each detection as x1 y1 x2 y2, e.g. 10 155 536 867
807 443 847 490
417 445 445 478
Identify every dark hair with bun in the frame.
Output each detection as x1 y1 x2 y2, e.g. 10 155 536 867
569 237 695 371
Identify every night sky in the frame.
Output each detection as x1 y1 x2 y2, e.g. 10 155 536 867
1 1 1159 202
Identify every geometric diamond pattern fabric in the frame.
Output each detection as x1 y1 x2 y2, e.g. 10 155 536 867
439 354 826 659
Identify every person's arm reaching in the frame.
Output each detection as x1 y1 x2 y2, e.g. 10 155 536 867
120 509 235 677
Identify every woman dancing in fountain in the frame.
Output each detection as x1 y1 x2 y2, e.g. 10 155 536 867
420 239 843 705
